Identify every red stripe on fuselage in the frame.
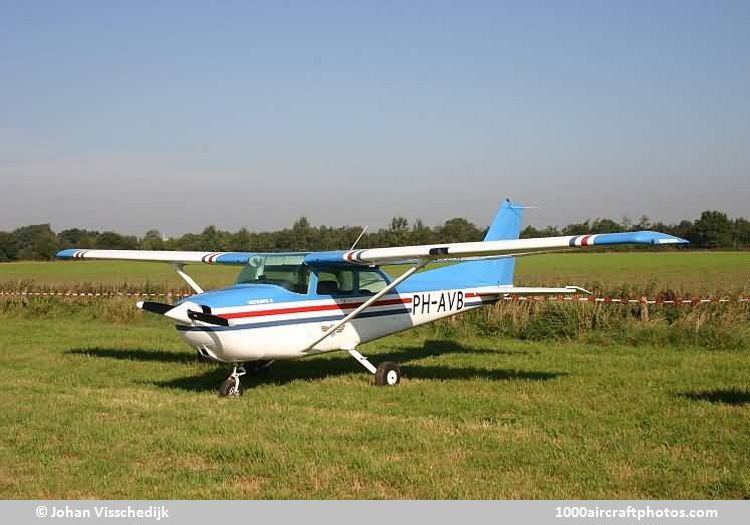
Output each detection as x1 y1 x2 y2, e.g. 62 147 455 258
220 297 413 320
580 235 593 246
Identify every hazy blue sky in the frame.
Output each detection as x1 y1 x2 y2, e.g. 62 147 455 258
1 1 748 235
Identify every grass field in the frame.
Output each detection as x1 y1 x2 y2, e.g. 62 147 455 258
1 314 749 499
1 251 749 294
1 252 749 499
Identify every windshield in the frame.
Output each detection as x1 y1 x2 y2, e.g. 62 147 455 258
234 254 309 294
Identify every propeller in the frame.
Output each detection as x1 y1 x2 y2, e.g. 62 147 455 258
138 301 173 315
136 301 229 326
186 309 229 326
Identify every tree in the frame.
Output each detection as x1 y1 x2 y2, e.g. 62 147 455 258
58 228 99 248
692 211 733 249
636 215 651 230
229 228 253 251
411 219 436 245
96 231 138 249
2 209 748 261
13 224 59 260
669 220 694 242
141 230 164 250
521 225 561 238
562 221 591 236
439 218 482 243
0 231 16 261
199 226 231 251
590 218 623 234
386 217 410 246
733 218 750 249
291 217 315 249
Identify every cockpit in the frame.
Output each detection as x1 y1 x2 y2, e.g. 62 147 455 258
234 254 391 296
234 254 310 293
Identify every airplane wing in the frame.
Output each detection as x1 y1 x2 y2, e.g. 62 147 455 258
56 249 257 265
58 231 687 268
303 231 688 266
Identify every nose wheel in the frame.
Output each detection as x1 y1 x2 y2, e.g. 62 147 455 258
219 364 246 397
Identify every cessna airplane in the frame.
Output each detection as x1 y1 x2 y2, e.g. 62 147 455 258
57 200 687 396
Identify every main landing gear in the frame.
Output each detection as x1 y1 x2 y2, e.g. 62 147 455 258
219 364 246 397
218 352 400 396
347 349 402 386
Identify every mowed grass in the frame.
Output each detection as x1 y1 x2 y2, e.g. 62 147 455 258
1 251 748 498
0 259 238 290
1 251 749 294
516 251 750 295
1 315 749 499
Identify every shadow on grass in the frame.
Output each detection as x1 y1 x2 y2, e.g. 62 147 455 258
68 340 565 393
67 347 201 364
157 339 565 392
679 388 750 406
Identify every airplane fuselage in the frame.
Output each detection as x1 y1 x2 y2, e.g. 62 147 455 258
175 283 500 363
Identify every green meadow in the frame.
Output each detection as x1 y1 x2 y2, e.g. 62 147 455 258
1 251 748 294
1 315 749 499
0 251 748 498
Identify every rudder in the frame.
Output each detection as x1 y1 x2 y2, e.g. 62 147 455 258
406 199 524 288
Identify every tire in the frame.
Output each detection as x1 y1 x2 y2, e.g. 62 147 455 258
218 377 243 397
375 361 401 386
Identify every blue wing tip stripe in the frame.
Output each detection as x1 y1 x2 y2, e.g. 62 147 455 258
592 231 689 246
568 231 688 248
56 249 88 259
215 253 254 265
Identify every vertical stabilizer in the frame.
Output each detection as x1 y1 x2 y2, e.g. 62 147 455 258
405 199 524 289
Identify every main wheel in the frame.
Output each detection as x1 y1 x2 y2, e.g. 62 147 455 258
375 361 401 386
218 377 243 397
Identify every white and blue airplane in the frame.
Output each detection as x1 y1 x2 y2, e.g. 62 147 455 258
57 200 687 395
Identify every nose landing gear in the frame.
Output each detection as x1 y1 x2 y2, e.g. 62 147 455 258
219 364 246 397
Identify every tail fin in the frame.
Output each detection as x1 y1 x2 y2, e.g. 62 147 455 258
478 198 524 284
485 198 524 242
406 199 524 288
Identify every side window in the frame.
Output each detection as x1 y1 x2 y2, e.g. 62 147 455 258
357 270 388 295
316 269 355 296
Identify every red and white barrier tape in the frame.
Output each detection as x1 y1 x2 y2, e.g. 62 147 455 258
0 290 748 304
503 296 749 305
0 291 192 298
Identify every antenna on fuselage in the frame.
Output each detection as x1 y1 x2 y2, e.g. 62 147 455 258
350 225 368 250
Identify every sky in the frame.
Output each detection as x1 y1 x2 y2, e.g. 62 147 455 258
1 1 748 236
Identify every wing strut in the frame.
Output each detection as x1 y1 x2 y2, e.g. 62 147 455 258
305 259 430 352
171 263 204 294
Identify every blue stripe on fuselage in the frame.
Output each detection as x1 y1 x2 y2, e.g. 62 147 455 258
175 300 487 332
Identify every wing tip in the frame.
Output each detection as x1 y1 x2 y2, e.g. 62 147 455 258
56 249 79 259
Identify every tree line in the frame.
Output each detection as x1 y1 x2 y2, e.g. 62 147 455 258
1 210 748 262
